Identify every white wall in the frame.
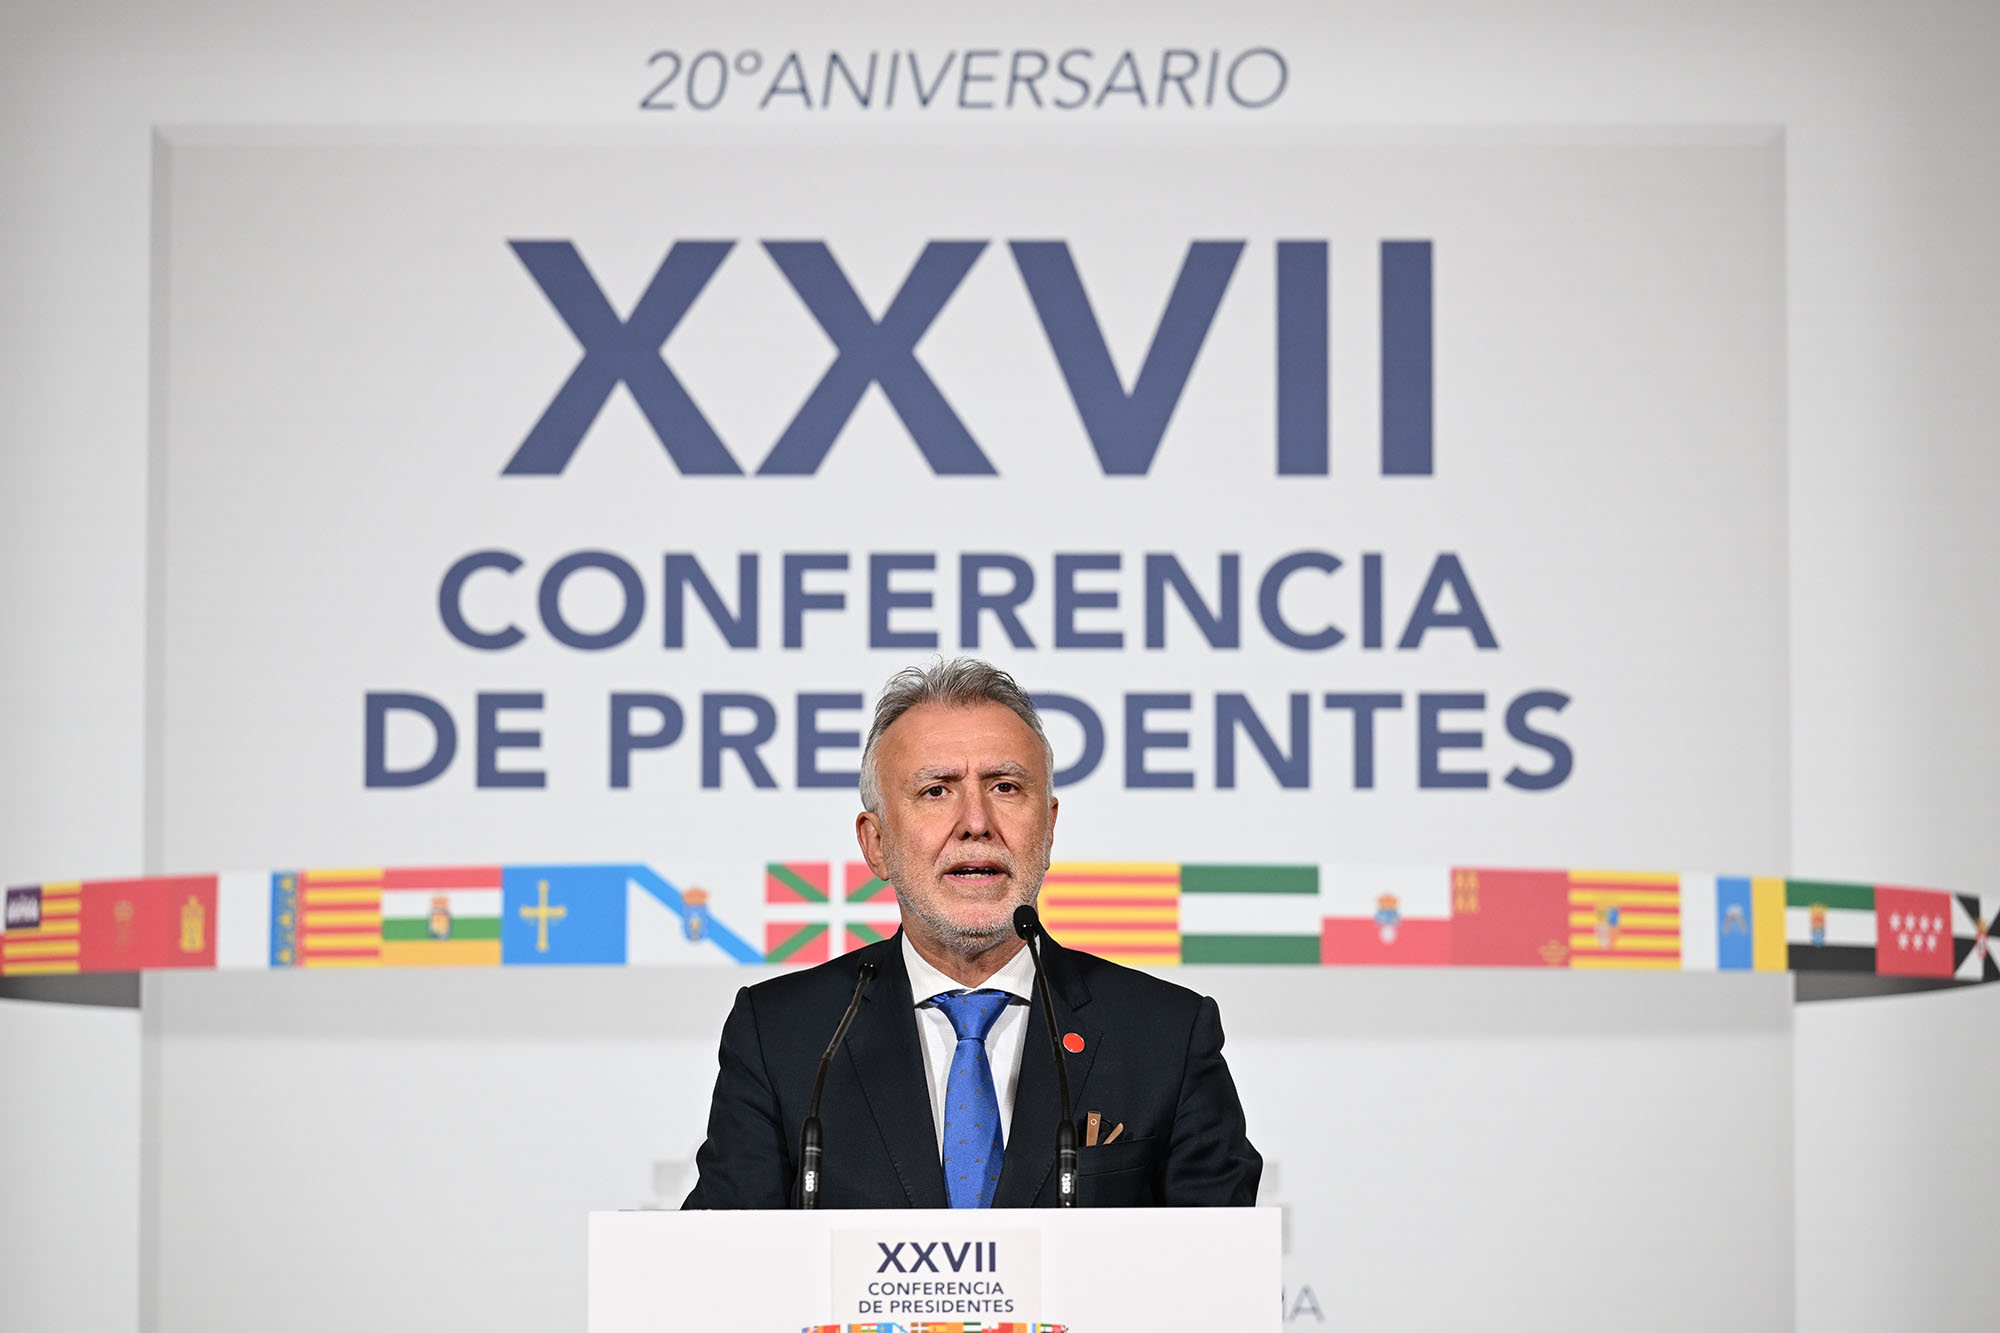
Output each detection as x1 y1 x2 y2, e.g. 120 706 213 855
0 999 142 1333
4 1 1998 1330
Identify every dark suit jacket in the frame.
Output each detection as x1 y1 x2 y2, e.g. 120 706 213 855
681 931 1261 1209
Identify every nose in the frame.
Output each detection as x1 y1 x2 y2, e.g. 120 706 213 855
957 787 995 838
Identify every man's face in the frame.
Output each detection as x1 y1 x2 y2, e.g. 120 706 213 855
856 701 1058 959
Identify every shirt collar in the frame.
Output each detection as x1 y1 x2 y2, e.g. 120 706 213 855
901 930 1037 1006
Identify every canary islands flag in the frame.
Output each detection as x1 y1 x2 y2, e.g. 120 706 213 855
502 866 627 965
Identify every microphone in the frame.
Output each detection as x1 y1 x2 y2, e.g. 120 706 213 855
798 960 876 1210
1013 904 1078 1208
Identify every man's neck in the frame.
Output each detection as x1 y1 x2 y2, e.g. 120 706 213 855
905 930 1027 989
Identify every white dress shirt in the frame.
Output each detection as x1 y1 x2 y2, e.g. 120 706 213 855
901 932 1038 1154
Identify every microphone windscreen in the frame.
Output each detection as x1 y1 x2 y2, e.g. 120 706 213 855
1013 904 1041 940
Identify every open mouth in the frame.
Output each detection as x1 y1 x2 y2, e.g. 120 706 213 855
945 863 1007 881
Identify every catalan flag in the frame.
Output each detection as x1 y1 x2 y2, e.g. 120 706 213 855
1566 870 1681 970
1178 864 1320 963
1038 863 1179 966
1 883 82 975
378 866 503 967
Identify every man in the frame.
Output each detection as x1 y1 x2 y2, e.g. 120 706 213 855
682 658 1260 1209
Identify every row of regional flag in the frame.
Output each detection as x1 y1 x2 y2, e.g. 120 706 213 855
4 863 1995 984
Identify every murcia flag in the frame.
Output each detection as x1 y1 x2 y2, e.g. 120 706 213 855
1450 868 1571 967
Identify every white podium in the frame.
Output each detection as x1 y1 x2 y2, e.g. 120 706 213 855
589 1207 1280 1333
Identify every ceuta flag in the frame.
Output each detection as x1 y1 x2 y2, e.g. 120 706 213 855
1874 886 1955 978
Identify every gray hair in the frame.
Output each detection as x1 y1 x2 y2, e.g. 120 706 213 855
858 658 1054 812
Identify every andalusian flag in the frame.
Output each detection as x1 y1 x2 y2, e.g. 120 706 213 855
1039 864 1180 966
1177 864 1320 964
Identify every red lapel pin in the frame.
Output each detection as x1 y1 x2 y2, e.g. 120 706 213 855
1062 1032 1085 1053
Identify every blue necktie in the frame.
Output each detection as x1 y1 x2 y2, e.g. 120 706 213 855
932 989 1010 1208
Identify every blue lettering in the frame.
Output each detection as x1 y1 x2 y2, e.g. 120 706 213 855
476 692 545 789
1125 693 1193 789
439 550 524 650
702 693 779 788
869 554 938 649
609 693 684 788
1033 692 1105 786
1398 553 1497 649
1382 240 1433 476
1276 241 1328 475
1216 692 1310 788
1505 690 1573 790
365 692 455 788
1053 553 1122 648
960 553 1036 649
1145 552 1239 649
504 241 737 476
1259 551 1343 650
1418 692 1486 789
783 553 848 648
664 553 758 649
1323 692 1402 789
758 241 993 476
797 692 864 789
1011 240 1242 475
539 551 644 650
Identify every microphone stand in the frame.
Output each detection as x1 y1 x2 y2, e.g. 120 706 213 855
798 961 876 1209
1014 905 1078 1207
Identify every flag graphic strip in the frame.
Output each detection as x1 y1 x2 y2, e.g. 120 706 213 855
502 865 628 965
1785 880 1876 972
1179 864 1320 963
1566 870 1680 970
1874 886 1954 979
1 883 81 975
1451 868 1572 967
1678 873 1719 971
1951 894 1997 983
767 862 830 903
1710 876 1756 971
1039 864 1179 966
294 868 383 967
376 865 504 967
1751 876 1787 971
843 862 893 904
625 865 763 964
216 871 270 969
1320 864 1452 967
78 875 219 972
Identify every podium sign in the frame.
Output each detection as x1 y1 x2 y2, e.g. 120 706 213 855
590 1208 1279 1333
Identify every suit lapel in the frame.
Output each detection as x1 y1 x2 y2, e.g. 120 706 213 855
993 935 1099 1207
842 935 948 1208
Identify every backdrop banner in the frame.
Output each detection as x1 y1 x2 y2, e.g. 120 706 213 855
152 127 1786 916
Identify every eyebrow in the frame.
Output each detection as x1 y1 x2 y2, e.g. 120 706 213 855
909 761 1033 785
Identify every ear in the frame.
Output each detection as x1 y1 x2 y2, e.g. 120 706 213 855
855 810 889 880
1047 795 1059 851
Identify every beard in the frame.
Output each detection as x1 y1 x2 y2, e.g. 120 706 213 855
884 837 1052 958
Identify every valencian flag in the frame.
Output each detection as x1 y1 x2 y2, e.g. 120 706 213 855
2 883 81 976
78 875 218 971
284 868 384 967
1038 863 1180 966
1874 886 1954 979
766 862 833 964
1953 893 1998 982
1321 864 1452 966
1177 864 1320 964
841 862 900 954
1566 870 1680 970
1450 868 1571 967
378 866 503 967
502 865 627 965
1785 880 1876 972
